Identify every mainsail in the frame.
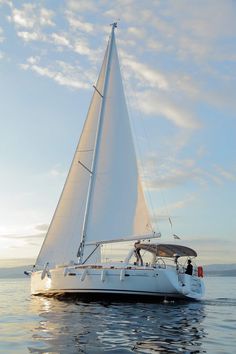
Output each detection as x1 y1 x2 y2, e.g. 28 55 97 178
36 24 152 267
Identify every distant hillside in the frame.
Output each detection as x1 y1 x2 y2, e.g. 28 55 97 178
203 264 236 277
0 265 33 279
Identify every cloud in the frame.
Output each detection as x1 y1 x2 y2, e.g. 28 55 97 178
0 231 44 256
122 53 169 90
66 12 94 33
51 33 71 47
214 165 236 182
143 153 236 191
1 233 44 240
35 224 49 232
10 2 234 125
143 0 236 64
21 57 91 90
74 38 95 56
17 30 46 42
39 8 54 27
8 3 55 29
127 26 146 39
171 0 236 39
18 29 100 63
67 0 97 12
135 91 200 129
45 164 67 178
0 221 48 254
183 236 236 264
144 158 198 190
0 0 12 6
153 194 196 220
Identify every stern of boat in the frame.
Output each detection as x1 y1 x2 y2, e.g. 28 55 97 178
176 273 205 300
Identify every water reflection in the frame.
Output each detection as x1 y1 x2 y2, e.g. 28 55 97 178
28 297 207 353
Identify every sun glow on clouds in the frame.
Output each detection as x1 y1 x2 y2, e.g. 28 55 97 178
0 224 47 259
0 0 236 262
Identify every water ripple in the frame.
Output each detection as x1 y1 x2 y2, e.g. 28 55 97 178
1 277 236 353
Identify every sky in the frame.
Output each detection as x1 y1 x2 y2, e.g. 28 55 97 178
0 0 235 265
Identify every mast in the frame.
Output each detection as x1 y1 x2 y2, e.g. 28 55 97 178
77 22 117 262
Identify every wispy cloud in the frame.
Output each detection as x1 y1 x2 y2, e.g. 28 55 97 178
153 194 196 220
67 0 97 12
51 32 71 47
143 154 236 191
183 237 236 264
17 30 46 42
35 224 49 232
127 26 146 39
144 157 198 190
214 165 236 182
8 3 55 29
21 57 91 90
122 53 169 90
66 12 94 33
135 91 200 129
1 232 44 240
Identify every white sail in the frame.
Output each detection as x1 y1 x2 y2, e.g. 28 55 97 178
82 32 152 261
36 48 108 267
36 27 152 267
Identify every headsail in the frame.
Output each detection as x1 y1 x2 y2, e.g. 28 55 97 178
36 25 152 267
36 47 108 267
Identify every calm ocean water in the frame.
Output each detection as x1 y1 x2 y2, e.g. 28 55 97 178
0 276 236 353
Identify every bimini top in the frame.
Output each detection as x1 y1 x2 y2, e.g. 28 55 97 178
136 243 197 258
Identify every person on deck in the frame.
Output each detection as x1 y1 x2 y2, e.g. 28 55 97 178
185 259 193 275
174 253 180 270
134 241 143 266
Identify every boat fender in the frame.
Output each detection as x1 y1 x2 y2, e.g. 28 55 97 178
197 266 204 278
64 268 68 276
101 270 106 282
120 269 125 281
81 269 88 281
41 263 49 280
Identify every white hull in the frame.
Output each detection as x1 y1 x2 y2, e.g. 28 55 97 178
31 264 204 301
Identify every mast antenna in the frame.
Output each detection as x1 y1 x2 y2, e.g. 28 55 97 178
110 20 119 29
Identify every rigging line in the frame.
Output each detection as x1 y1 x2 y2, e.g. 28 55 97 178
93 85 103 98
78 160 93 174
120 61 157 233
82 244 100 264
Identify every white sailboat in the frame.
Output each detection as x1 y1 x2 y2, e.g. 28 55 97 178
31 23 205 301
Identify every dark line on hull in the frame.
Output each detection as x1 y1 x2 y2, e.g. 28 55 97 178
35 288 182 297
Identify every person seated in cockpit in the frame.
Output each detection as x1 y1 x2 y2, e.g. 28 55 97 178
185 259 193 275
